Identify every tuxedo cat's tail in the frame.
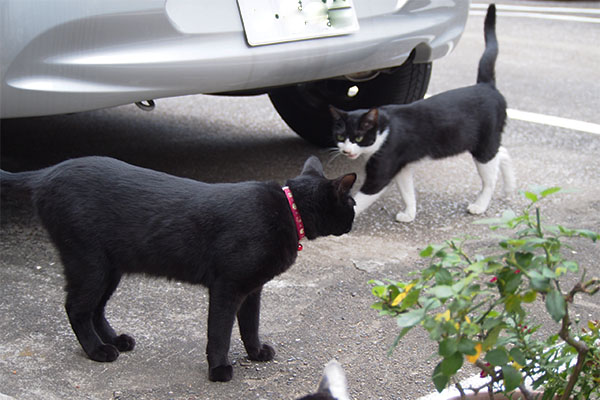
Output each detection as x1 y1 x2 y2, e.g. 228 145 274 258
477 4 498 85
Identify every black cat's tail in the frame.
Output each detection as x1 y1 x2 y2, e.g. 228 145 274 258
477 4 498 85
0 170 38 196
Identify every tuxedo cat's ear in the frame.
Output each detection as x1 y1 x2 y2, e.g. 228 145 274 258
301 156 325 177
360 108 379 131
329 105 343 121
334 173 357 198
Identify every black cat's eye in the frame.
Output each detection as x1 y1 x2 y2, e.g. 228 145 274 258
355 136 364 143
337 134 345 142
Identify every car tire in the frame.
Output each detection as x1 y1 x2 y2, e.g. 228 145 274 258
268 53 432 147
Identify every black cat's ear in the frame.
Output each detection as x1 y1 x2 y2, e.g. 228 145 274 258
301 156 325 177
329 105 343 121
334 173 357 198
360 108 379 131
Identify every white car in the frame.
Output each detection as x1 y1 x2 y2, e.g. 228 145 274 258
0 0 470 146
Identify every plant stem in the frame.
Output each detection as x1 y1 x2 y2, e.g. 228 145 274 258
535 208 543 238
518 383 534 400
558 306 589 400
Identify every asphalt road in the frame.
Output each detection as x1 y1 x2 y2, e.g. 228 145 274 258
1 1 599 399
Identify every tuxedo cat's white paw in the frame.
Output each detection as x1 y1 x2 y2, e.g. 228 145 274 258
467 203 487 215
395 211 415 223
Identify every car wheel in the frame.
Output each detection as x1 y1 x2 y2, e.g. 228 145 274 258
268 53 432 147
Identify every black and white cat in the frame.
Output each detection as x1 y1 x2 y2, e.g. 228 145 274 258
330 4 514 222
0 156 356 382
297 360 350 400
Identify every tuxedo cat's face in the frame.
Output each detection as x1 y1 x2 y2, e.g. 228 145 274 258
329 107 386 159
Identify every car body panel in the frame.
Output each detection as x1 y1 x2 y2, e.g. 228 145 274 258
0 0 470 118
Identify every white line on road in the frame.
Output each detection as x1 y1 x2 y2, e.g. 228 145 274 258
470 10 600 23
471 3 600 15
470 3 600 23
507 109 600 135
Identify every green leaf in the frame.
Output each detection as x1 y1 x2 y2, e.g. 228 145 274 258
504 293 523 315
429 285 454 299
540 187 562 198
463 283 481 298
439 338 458 357
474 210 517 226
396 309 425 328
371 285 387 298
432 363 449 392
452 273 477 294
441 253 462 267
542 267 557 279
521 291 537 303
524 191 539 203
502 365 522 392
509 348 527 366
573 229 598 242
485 347 509 366
423 297 443 311
420 245 434 258
562 260 579 273
514 252 533 268
501 209 517 221
545 289 566 322
465 261 484 274
435 269 453 285
502 271 522 294
401 288 420 309
441 352 463 377
505 239 527 248
458 338 478 356
528 271 551 292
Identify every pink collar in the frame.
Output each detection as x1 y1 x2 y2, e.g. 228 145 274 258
282 186 305 251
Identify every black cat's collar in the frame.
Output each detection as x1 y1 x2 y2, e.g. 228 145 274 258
282 186 305 251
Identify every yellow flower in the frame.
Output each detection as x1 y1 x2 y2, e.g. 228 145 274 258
465 315 471 324
466 343 482 363
512 361 523 371
435 309 451 322
391 283 415 306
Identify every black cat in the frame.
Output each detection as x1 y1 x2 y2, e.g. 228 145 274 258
0 156 356 382
330 4 514 222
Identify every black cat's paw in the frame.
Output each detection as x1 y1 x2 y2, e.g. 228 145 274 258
247 343 275 362
113 334 136 352
89 344 119 362
209 364 233 382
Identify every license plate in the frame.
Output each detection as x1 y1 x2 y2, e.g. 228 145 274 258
237 0 359 46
